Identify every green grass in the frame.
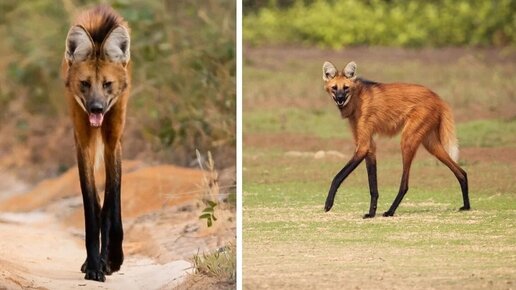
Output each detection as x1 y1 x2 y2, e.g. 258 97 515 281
458 119 516 147
243 145 516 288
244 108 351 139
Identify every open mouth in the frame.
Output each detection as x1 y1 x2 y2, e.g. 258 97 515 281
89 113 104 127
334 93 350 107
335 97 347 106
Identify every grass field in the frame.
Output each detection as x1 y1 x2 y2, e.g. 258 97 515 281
243 47 516 289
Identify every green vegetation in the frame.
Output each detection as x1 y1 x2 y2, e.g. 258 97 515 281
0 0 235 175
244 108 351 139
458 119 516 147
244 0 516 48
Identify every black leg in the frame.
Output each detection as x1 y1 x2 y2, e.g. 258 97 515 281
383 171 409 217
101 142 124 274
363 155 379 218
325 153 366 212
457 169 470 210
423 141 471 212
100 197 112 275
77 147 105 282
383 137 420 217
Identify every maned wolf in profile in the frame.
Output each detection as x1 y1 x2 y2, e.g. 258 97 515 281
322 61 470 218
62 6 130 282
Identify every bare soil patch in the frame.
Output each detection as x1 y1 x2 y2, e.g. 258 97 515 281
461 147 516 164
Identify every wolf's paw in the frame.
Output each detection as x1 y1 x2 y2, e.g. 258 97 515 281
107 247 124 273
80 259 87 273
100 258 113 275
459 206 471 211
84 269 105 282
363 213 375 219
324 199 334 212
382 211 394 217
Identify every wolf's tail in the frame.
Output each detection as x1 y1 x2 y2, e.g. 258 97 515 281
439 105 459 162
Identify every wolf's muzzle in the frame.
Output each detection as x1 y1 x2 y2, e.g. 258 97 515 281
333 91 349 107
87 100 106 127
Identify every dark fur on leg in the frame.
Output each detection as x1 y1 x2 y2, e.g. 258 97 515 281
102 141 124 273
325 152 366 212
77 146 104 282
363 154 379 218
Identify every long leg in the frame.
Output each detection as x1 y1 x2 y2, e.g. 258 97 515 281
100 109 125 274
100 139 124 274
423 133 470 210
364 141 379 218
324 143 369 212
383 143 419 217
76 137 105 282
383 118 429 217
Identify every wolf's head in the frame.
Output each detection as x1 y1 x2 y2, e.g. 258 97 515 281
64 7 130 128
322 61 357 108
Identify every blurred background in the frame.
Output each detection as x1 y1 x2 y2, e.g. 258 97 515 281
0 0 236 182
242 1 515 289
244 0 514 47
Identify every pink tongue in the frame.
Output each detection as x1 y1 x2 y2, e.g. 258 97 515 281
89 113 104 127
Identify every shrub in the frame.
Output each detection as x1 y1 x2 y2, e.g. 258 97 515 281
244 0 515 48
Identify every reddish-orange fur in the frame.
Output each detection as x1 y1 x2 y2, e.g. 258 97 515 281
322 61 469 217
62 5 131 282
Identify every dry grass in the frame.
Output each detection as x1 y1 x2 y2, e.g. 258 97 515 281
179 244 236 290
193 245 236 282
172 150 236 289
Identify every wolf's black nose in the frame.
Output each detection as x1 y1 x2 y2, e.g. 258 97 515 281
88 101 104 114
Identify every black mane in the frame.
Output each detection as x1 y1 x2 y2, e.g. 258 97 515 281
88 6 121 45
357 77 379 87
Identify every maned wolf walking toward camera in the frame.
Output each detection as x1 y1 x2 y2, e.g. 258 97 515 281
322 61 470 218
62 6 131 282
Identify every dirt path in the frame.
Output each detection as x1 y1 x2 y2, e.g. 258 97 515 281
0 161 235 289
0 213 191 290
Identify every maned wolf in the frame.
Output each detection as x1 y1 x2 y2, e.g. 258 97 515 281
62 5 131 282
322 61 470 218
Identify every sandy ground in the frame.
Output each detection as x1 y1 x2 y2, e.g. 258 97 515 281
0 161 235 289
0 214 190 290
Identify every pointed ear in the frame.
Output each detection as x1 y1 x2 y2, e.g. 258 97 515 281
322 61 338 81
65 26 93 64
343 61 357 79
103 26 130 65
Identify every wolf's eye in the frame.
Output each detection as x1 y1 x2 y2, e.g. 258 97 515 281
331 85 338 91
80 80 91 89
343 86 349 90
103 81 113 89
